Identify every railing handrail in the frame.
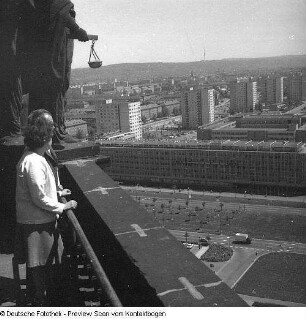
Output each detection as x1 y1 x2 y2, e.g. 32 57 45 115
62 199 122 307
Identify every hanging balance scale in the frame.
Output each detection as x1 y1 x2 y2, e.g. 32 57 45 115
88 35 102 69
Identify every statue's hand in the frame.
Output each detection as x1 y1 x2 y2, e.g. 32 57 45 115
77 28 89 42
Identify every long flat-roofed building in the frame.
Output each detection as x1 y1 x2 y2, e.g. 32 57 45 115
197 114 306 143
100 140 306 196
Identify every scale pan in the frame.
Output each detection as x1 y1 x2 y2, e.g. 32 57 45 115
88 61 102 68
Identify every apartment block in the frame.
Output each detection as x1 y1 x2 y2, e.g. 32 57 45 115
229 78 257 114
118 100 142 140
96 99 142 139
100 140 306 196
288 73 306 102
181 87 214 129
262 77 284 104
96 99 120 134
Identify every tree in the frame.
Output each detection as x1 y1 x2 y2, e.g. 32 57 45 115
185 211 191 222
168 199 173 217
75 128 85 139
160 203 165 213
161 107 169 118
87 126 95 138
172 107 181 116
141 115 147 123
184 231 189 243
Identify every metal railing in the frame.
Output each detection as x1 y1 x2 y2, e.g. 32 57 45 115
62 199 122 307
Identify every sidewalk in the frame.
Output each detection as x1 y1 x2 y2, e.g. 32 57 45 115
163 187 306 204
238 294 306 307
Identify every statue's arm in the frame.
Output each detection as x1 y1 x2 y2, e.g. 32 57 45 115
64 8 89 42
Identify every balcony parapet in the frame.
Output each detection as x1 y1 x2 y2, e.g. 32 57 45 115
60 158 248 306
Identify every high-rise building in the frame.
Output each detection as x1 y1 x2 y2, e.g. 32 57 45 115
96 99 120 134
288 73 306 102
118 100 142 140
229 78 257 114
96 99 142 139
262 77 284 104
303 74 306 101
181 87 214 129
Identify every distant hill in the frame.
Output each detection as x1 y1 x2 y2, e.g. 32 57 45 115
70 54 306 84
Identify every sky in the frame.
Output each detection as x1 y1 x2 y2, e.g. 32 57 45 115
71 0 306 68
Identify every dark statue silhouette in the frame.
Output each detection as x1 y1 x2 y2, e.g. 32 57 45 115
0 0 93 146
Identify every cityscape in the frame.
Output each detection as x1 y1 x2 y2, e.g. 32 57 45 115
61 56 306 308
1 0 306 313
64 63 306 198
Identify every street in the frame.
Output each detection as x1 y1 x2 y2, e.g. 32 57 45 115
168 229 306 255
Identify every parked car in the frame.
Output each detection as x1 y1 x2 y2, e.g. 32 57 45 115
199 238 209 246
183 242 194 249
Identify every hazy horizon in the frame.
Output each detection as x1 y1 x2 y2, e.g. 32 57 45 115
71 0 306 69
71 52 306 70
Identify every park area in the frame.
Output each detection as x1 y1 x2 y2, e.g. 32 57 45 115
233 252 306 304
131 190 306 306
138 196 306 243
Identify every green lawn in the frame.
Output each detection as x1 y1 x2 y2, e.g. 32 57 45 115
234 253 306 304
141 198 306 243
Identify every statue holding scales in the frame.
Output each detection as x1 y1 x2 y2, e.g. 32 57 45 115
0 0 101 146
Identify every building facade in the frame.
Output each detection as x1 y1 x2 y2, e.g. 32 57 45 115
96 99 120 134
118 101 142 140
262 77 284 104
229 78 257 114
100 140 306 196
288 73 306 102
181 87 214 129
197 114 306 142
65 106 97 131
65 119 88 137
95 99 142 139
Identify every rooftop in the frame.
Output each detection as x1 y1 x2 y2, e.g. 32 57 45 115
99 139 306 153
